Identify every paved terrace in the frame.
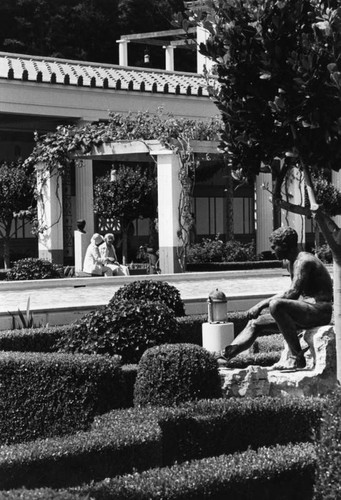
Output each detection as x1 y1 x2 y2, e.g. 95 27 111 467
0 268 293 330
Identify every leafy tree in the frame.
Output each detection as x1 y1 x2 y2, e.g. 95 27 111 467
93 164 157 263
0 160 36 268
179 0 341 381
0 0 188 68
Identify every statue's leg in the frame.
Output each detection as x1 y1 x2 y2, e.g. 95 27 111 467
222 313 276 361
269 299 332 369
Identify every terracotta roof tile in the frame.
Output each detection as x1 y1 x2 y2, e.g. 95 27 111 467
0 52 210 96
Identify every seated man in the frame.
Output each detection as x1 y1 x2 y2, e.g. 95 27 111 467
83 233 113 276
220 226 333 369
100 233 130 276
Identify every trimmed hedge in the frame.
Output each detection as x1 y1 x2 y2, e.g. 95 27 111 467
134 344 222 407
0 490 84 499
157 397 323 465
0 312 278 354
187 260 282 272
0 351 123 445
0 407 162 490
80 442 316 500
0 325 71 353
314 387 341 500
0 397 323 491
2 443 317 499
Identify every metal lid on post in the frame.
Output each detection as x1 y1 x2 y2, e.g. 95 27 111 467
207 288 227 323
208 288 227 302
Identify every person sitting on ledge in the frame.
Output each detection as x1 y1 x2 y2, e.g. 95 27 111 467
100 233 130 276
219 226 333 370
83 233 114 277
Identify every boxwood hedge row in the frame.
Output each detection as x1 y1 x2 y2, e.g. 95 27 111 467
0 397 323 490
80 442 316 500
0 442 316 499
0 351 123 446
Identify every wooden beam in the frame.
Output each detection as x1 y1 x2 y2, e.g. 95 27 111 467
170 39 196 47
126 39 168 46
120 27 196 41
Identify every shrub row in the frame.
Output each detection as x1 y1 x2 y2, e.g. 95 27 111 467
187 260 282 271
0 326 72 353
0 307 247 352
80 442 316 500
0 351 123 446
0 397 323 490
155 396 324 465
1 442 317 500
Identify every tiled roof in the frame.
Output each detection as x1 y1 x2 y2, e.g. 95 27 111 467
0 51 210 97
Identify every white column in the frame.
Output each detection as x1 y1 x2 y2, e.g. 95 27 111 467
255 172 273 254
117 40 129 66
332 170 341 228
281 167 306 248
164 45 175 71
36 163 64 264
196 25 215 74
75 159 94 239
157 153 182 274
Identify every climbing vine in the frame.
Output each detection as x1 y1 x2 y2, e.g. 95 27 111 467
25 108 223 270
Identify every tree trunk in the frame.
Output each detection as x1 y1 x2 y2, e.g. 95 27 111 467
333 255 341 383
121 229 128 265
148 218 158 250
224 159 234 241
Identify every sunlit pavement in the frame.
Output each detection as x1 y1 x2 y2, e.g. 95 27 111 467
0 268 292 315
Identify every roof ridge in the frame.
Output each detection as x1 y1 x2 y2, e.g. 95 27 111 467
0 51 205 79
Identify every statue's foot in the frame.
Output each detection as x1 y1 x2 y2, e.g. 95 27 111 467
215 345 240 367
270 352 306 371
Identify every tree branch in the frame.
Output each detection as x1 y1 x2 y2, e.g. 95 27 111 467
274 197 311 216
313 207 341 253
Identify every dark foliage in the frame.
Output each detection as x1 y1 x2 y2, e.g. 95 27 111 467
110 279 185 317
134 343 222 407
6 258 61 280
57 300 180 363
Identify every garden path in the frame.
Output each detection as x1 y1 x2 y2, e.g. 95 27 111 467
0 269 292 314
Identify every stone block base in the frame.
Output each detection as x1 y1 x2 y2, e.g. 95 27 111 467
220 325 336 398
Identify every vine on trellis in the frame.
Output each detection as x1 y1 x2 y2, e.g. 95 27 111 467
25 108 222 270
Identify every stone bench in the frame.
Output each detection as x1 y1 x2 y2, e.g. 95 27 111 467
220 325 336 398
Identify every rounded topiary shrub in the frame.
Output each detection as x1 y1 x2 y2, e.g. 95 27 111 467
109 280 185 317
6 258 61 280
57 300 180 364
134 343 222 407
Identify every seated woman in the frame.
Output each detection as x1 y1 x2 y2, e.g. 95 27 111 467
100 233 130 276
83 233 113 277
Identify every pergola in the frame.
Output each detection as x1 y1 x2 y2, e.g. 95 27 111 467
37 139 219 274
36 137 307 273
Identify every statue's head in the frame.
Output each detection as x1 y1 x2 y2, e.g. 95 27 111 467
269 226 298 258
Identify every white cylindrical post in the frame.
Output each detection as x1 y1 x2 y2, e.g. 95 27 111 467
75 159 95 238
117 40 129 66
202 322 234 353
74 230 90 273
164 45 175 71
196 25 215 74
156 152 183 273
36 163 64 264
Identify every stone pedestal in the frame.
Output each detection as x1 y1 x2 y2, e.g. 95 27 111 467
220 325 336 398
202 322 234 353
74 231 90 273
